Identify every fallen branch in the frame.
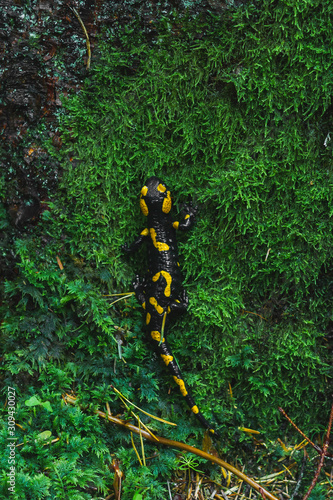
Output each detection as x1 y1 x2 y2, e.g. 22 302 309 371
64 394 279 500
279 403 333 500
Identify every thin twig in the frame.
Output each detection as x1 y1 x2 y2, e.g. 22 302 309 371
242 310 267 321
289 454 307 500
303 403 333 500
167 480 173 500
69 6 91 69
278 407 322 454
259 487 266 499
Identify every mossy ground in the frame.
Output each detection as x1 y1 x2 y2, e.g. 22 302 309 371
1 1 332 499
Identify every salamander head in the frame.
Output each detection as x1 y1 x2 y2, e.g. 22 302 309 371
140 176 172 216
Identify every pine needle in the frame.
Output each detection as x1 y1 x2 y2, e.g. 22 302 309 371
69 7 91 69
139 419 146 466
159 311 167 346
106 293 134 306
130 431 143 466
112 385 177 426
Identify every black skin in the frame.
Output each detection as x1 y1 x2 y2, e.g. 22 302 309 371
122 176 218 438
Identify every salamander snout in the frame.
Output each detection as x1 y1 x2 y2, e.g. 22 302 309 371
140 176 172 215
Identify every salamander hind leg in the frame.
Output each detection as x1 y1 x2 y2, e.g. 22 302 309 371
169 289 189 315
132 275 146 309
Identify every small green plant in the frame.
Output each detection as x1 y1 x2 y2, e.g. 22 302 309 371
176 453 204 474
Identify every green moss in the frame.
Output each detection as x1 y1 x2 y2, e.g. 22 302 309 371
1 1 332 498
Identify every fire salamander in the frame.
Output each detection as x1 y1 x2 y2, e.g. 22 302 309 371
122 176 217 437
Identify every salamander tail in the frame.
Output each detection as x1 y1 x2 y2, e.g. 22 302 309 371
156 339 219 438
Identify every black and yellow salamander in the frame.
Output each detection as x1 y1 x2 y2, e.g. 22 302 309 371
122 176 217 437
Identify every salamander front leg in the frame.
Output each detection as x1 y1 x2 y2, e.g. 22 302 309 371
121 228 149 254
132 275 146 309
173 203 198 232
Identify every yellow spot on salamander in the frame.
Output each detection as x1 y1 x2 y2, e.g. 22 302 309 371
142 301 146 310
185 214 190 219
141 186 148 196
149 297 164 314
173 221 179 230
140 197 149 216
162 191 172 214
151 331 165 342
150 228 169 251
161 354 173 365
157 183 166 192
173 376 188 397
140 228 149 236
146 313 151 324
152 270 172 297
191 405 199 414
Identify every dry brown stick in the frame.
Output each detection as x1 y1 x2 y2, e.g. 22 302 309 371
278 407 322 454
95 409 278 499
64 393 280 498
64 394 278 499
303 402 333 500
